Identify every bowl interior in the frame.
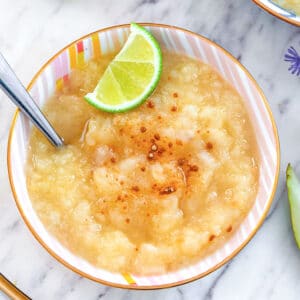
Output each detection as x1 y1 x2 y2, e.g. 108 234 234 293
8 24 279 288
254 0 300 26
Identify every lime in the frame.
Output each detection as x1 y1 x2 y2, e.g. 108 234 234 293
286 164 300 248
84 23 162 113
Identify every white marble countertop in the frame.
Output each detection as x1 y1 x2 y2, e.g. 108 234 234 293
0 0 299 299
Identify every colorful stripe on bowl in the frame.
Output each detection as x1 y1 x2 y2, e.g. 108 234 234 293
8 24 279 288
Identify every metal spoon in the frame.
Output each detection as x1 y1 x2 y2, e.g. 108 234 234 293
0 52 64 147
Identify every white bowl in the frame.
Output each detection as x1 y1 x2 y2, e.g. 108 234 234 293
7 23 280 289
254 0 300 26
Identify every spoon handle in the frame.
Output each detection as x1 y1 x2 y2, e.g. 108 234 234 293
0 52 64 147
0 273 31 300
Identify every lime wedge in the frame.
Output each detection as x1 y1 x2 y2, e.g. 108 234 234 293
84 23 162 113
286 164 300 248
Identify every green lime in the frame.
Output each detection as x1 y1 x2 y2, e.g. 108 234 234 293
286 164 300 248
84 23 162 113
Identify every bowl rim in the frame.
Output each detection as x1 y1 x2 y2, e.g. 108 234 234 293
7 22 281 290
253 0 300 26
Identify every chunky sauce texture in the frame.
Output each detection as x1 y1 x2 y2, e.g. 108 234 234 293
26 51 259 275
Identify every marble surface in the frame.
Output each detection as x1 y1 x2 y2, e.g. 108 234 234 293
0 0 299 299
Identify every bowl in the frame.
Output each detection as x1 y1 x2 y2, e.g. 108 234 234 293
7 23 280 289
253 0 300 26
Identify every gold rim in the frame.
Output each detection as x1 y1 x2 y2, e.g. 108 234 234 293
7 23 281 290
0 273 30 300
253 0 300 26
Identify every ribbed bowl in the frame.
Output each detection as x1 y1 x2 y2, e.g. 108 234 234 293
7 23 280 289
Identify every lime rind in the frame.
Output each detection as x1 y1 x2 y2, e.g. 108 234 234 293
286 163 300 248
84 23 162 113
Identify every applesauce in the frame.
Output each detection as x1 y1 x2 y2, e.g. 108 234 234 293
273 0 300 14
26 51 258 275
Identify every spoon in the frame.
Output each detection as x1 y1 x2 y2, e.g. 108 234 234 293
0 52 64 147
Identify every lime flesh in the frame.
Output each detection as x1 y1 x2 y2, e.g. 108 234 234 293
85 23 162 113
